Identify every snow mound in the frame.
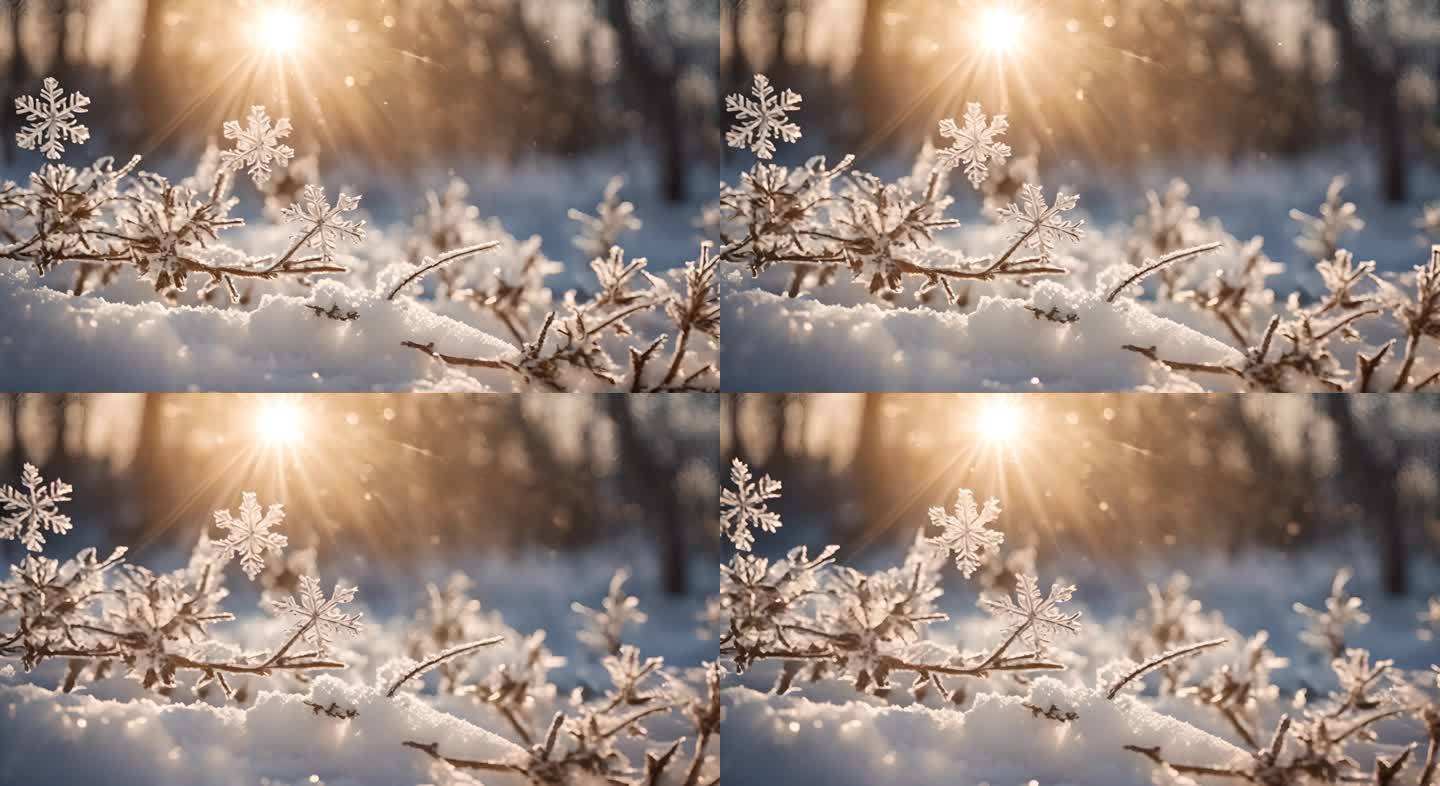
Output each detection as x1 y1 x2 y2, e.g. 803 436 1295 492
0 268 518 391
0 673 524 786
721 678 1246 786
721 274 1241 391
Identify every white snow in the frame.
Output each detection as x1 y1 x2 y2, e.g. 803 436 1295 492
0 267 517 391
721 678 1245 786
722 269 1240 391
0 675 523 786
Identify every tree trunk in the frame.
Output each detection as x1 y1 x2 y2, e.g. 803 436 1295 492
51 0 72 79
607 397 688 595
132 0 170 138
3 4 29 166
771 0 791 81
724 0 748 92
1323 397 1408 596
603 0 687 202
854 0 886 122
1324 0 1407 203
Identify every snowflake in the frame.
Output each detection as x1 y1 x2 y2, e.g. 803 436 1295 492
281 184 367 262
270 575 364 655
997 183 1085 261
213 492 289 580
220 105 295 187
725 74 802 160
936 103 1011 190
0 463 73 552
14 77 91 160
982 573 1082 653
720 458 782 552
926 489 1004 579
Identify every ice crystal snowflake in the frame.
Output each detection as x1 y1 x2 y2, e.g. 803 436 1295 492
270 575 363 655
220 106 295 187
982 573 1082 652
0 463 73 552
14 77 91 160
926 489 1004 579
725 74 802 160
998 183 1085 261
213 492 289 580
281 184 367 262
720 459 782 552
936 103 1011 190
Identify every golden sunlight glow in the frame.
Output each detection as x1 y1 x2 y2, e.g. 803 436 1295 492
252 6 307 55
976 6 1026 54
256 400 305 445
976 398 1024 445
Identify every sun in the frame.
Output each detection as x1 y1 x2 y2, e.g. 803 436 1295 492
251 6 308 55
976 6 1026 54
256 400 305 445
976 398 1025 445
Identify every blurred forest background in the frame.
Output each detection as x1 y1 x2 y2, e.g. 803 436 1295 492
724 0 1440 203
0 0 719 201
723 393 1440 598
0 394 720 595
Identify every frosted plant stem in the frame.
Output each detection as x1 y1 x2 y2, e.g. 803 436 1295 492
384 242 502 301
1105 638 1226 700
1392 332 1423 392
1421 729 1438 786
1106 242 1224 303
383 636 504 698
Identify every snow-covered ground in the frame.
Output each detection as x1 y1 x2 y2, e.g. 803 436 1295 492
722 542 1440 786
721 146 1440 392
1 147 718 392
0 466 719 785
718 459 1440 786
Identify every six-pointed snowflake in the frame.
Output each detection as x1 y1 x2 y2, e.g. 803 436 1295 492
213 492 289 580
14 77 91 160
282 184 367 262
0 463 74 552
926 489 1004 579
220 106 295 187
720 459 782 552
982 573 1082 652
726 74 802 160
270 575 364 655
997 183 1085 261
936 103 1011 190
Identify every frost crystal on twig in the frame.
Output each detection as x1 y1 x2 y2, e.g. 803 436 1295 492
220 106 295 187
720 458 783 551
982 573 1082 652
0 463 74 552
936 103 1011 190
926 489 1004 579
281 184 367 263
14 77 90 159
998 183 1086 262
270 575 363 655
573 568 647 657
213 492 288 580
726 74 802 160
568 176 642 261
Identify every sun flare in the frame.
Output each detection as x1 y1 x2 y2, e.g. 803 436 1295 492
252 6 307 55
255 400 305 445
976 6 1026 54
976 398 1024 445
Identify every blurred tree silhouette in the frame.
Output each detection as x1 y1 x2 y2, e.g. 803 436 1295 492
724 394 1440 596
0 394 720 595
2 0 718 201
723 0 1440 203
